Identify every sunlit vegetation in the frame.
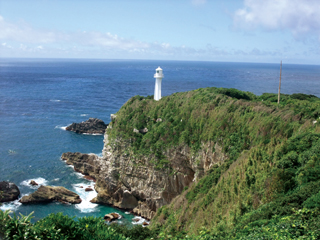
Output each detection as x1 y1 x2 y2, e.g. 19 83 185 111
2 87 320 239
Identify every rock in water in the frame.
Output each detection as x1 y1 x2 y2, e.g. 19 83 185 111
0 181 20 202
85 187 94 192
20 186 81 204
30 180 38 186
66 118 108 134
104 212 121 222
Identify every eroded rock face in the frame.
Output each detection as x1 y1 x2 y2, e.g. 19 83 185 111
61 131 227 220
19 186 81 204
0 181 20 202
66 118 108 134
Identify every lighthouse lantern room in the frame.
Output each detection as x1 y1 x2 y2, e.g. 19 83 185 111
154 66 164 101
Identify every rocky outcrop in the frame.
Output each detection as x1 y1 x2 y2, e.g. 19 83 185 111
20 186 81 204
61 152 99 178
61 129 227 219
0 181 20 202
104 212 121 222
30 180 38 186
66 118 108 134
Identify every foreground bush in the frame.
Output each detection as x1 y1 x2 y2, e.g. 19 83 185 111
0 210 129 240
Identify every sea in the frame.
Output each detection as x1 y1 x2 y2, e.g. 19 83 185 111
0 58 319 224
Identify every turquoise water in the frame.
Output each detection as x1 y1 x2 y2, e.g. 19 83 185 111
0 58 319 223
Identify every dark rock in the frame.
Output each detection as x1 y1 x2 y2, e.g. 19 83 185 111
104 212 121 222
61 152 98 177
66 118 108 134
83 175 96 182
20 186 81 204
142 221 149 226
0 181 20 202
110 212 121 219
85 187 93 192
30 180 38 186
120 190 138 209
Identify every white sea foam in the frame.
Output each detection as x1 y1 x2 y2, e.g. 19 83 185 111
72 183 98 213
81 114 88 117
55 125 68 130
83 133 103 135
8 149 17 155
50 99 61 102
20 177 48 189
132 216 149 226
0 199 22 211
73 171 85 179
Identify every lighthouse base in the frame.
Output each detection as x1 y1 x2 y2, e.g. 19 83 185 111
154 78 162 101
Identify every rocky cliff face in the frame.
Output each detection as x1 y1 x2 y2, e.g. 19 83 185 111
61 127 227 219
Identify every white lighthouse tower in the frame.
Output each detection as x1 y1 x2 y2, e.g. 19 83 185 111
154 66 164 101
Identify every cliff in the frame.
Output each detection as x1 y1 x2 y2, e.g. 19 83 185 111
62 139 227 219
62 87 320 235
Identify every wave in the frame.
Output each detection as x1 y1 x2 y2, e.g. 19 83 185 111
132 216 149 226
73 171 85 179
55 125 68 130
81 114 88 117
0 199 22 211
20 177 48 189
83 133 103 135
72 183 98 213
50 99 61 102
8 149 17 155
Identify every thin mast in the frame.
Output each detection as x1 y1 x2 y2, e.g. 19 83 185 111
278 60 282 104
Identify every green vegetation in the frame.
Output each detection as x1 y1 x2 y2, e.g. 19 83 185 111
2 87 320 239
108 87 320 168
108 87 320 238
0 210 132 240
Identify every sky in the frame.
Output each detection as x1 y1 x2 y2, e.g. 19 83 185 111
0 0 320 64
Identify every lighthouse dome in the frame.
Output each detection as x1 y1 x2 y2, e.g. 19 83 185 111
154 66 164 78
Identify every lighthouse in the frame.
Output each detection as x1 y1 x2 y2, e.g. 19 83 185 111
154 66 164 101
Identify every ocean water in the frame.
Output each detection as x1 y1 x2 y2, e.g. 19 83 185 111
0 58 319 223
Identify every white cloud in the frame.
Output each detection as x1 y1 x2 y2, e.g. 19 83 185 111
0 15 149 50
0 14 317 63
0 16 59 43
234 0 320 37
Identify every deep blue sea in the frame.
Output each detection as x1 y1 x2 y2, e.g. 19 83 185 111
0 58 319 224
